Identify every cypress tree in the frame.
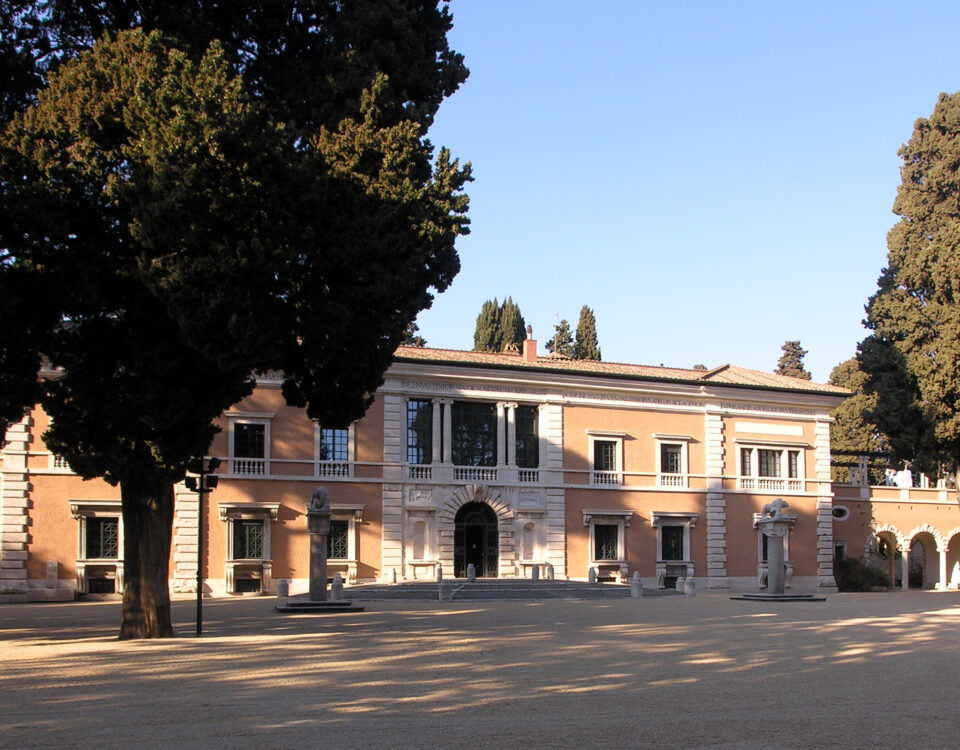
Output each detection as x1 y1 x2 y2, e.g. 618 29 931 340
473 298 500 352
499 297 526 351
573 305 601 360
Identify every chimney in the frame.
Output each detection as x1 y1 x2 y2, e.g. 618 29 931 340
522 325 537 363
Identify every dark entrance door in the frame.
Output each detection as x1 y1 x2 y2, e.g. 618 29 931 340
454 501 498 578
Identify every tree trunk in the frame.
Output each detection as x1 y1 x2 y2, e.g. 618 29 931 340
119 475 175 639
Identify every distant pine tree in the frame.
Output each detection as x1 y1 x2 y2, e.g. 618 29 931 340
473 298 501 352
546 319 574 358
573 305 601 360
775 340 812 380
499 297 526 351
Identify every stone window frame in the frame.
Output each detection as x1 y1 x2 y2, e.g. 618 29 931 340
219 502 280 594
582 509 633 565
69 499 124 594
314 422 355 478
226 411 274 477
586 430 627 486
653 433 692 488
651 511 697 588
328 503 364 583
735 439 807 492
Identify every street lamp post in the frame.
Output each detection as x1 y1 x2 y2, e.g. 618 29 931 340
185 457 220 636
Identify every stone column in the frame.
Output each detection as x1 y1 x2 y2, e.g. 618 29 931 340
506 403 517 466
901 544 910 591
307 487 332 601
442 399 453 465
431 399 442 465
938 545 948 590
496 402 507 467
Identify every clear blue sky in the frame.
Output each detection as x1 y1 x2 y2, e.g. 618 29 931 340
415 1 960 382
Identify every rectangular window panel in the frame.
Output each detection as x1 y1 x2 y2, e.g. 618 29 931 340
451 402 497 467
515 405 539 469
406 400 433 464
758 449 781 477
661 525 685 561
594 440 618 471
327 520 349 560
788 450 799 479
741 448 752 476
86 517 119 559
594 524 619 561
318 428 348 462
234 423 265 459
233 519 264 560
661 444 682 474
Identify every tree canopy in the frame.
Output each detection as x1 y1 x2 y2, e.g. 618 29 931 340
774 340 812 380
0 2 470 637
860 91 960 487
573 305 601 361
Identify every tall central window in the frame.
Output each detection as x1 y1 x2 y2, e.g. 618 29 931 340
86 517 119 559
318 428 348 462
407 400 433 464
234 423 265 458
661 525 684 561
452 401 497 466
515 405 539 468
232 519 264 560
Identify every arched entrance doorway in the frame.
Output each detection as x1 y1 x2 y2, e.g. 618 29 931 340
454 501 498 578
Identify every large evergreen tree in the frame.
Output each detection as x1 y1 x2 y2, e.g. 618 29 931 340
545 319 574 358
828 357 890 483
573 305 601 361
472 296 526 352
0 2 470 638
861 91 960 487
472 298 501 352
498 297 526 350
775 340 812 380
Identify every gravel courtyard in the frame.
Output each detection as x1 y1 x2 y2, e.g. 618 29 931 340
1 590 957 749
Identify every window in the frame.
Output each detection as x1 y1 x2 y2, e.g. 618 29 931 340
70 500 124 595
229 416 271 476
661 444 682 474
587 432 625 485
232 519 264 560
452 402 497 467
316 425 351 477
661 525 684 561
235 423 265 458
86 517 119 559
758 449 781 477
407 400 433 464
318 428 348 462
738 442 805 491
515 405 539 469
327 520 349 560
582 510 632 564
655 434 691 488
594 524 619 561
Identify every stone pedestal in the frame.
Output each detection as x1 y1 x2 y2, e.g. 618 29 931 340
307 488 332 601
759 517 789 595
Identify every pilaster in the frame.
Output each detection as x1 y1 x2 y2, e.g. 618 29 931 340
814 418 838 592
171 483 200 593
1 415 32 601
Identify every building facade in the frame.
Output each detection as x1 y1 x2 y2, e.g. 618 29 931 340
3 338 959 602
